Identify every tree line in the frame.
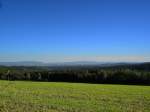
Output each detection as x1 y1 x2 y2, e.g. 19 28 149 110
0 64 150 85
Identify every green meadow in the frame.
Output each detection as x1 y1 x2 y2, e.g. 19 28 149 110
0 80 150 112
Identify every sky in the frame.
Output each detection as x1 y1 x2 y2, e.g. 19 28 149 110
0 0 150 62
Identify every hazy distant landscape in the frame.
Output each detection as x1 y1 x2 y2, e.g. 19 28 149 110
0 62 150 85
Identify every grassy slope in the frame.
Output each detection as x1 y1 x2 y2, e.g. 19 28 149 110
0 80 150 112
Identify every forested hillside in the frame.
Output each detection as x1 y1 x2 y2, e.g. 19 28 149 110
0 63 150 85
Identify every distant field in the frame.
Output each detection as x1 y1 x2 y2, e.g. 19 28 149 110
0 80 150 112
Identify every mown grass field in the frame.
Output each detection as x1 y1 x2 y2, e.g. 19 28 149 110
0 80 150 112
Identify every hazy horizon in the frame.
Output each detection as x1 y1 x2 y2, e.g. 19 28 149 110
0 55 149 63
0 0 150 62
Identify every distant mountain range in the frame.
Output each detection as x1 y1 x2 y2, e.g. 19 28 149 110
0 61 142 67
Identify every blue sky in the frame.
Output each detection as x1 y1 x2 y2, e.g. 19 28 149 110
0 0 150 62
